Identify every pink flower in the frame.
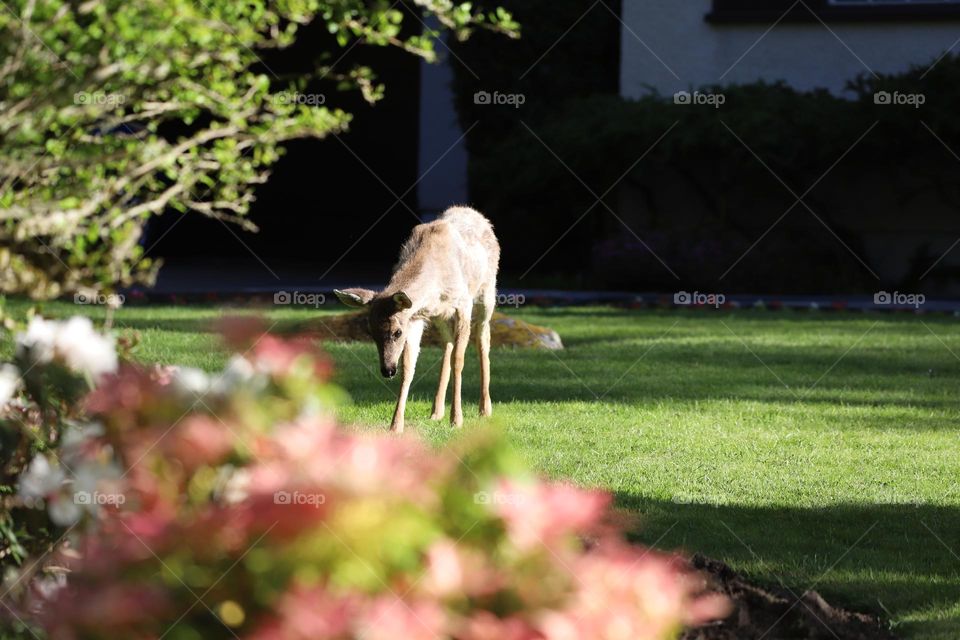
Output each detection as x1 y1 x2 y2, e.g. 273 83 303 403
492 479 610 551
359 596 446 640
424 539 501 599
459 611 544 640
41 583 172 640
252 335 331 379
537 543 730 640
227 490 331 543
248 585 356 640
217 315 270 350
164 415 234 470
84 363 170 430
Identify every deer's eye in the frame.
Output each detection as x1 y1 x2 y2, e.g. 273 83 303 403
392 329 402 340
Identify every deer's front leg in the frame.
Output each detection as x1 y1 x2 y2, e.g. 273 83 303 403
430 319 454 420
390 319 424 433
450 307 472 428
430 341 453 420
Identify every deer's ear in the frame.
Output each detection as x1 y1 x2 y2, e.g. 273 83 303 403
393 291 413 310
334 288 376 307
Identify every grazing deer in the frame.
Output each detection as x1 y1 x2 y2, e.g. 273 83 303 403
334 206 500 432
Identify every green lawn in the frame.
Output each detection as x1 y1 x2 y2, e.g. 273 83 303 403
3 301 959 639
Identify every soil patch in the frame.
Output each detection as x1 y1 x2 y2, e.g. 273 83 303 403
684 555 898 640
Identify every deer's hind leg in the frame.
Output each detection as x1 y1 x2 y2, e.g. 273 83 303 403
430 319 454 420
475 287 495 417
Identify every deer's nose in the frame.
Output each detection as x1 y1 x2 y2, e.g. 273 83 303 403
382 366 397 378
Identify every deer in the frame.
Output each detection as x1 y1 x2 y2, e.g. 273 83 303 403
334 206 500 433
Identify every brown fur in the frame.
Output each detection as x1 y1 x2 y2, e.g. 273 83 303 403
335 206 500 431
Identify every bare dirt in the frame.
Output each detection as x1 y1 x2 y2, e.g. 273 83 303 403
683 555 899 640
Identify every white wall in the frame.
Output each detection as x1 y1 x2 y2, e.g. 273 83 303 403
418 29 468 219
620 0 960 97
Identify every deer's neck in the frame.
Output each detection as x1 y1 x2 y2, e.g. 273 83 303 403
385 261 439 310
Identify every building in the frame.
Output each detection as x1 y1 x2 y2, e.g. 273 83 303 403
621 0 960 98
616 0 960 293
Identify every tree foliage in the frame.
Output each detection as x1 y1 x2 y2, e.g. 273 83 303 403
0 0 518 298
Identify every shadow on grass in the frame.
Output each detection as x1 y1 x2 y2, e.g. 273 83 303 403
328 337 960 419
615 495 960 638
110 316 316 335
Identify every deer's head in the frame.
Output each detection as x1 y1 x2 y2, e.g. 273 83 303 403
334 288 414 378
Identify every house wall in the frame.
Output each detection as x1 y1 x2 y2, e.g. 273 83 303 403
418 26 468 220
620 0 960 97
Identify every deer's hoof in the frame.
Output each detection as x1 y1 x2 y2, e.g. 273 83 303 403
429 410 444 421
390 423 404 434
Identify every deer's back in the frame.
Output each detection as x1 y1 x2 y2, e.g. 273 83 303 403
395 206 499 303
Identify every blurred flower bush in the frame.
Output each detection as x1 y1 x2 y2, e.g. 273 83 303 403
1 315 727 639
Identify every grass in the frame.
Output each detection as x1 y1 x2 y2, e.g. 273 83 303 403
3 300 960 639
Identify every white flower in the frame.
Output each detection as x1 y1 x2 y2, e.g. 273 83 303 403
59 421 105 453
54 317 117 379
172 366 211 396
210 355 257 395
15 317 58 364
32 573 67 600
14 316 117 381
47 497 83 527
0 364 20 408
18 449 121 527
72 459 120 496
18 456 66 501
220 467 251 504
